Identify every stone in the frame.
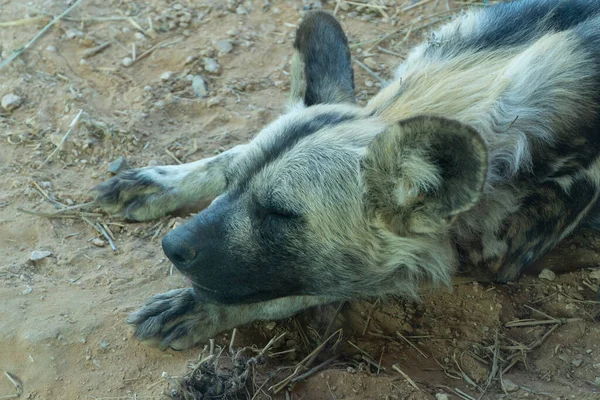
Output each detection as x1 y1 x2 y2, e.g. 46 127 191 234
66 30 83 39
538 268 556 281
2 93 22 111
214 40 233 54
160 71 172 81
92 238 106 247
22 285 33 295
264 321 276 330
502 379 519 392
435 394 449 400
203 58 220 73
207 97 221 107
121 57 133 67
30 250 52 261
184 55 197 65
572 359 583 368
192 75 208 98
108 156 128 174
590 269 600 280
363 57 378 70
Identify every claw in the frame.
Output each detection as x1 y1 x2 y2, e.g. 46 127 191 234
126 288 210 349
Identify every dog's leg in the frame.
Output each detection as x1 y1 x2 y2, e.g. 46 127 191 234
94 145 247 221
126 289 335 350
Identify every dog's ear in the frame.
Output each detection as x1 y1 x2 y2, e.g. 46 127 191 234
290 11 355 106
362 116 488 235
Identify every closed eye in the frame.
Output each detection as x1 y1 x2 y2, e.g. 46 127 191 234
265 208 298 219
255 199 300 220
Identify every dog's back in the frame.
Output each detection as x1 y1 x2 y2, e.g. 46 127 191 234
366 0 600 280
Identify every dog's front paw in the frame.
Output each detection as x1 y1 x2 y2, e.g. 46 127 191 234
94 167 181 221
127 288 227 350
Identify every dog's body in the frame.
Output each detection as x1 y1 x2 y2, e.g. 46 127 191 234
97 0 600 349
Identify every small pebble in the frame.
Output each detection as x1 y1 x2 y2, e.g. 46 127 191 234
363 57 378 70
2 93 22 111
203 58 220 73
572 359 583 368
214 40 233 54
365 80 374 87
92 238 107 247
596 377 600 385
99 340 110 350
108 156 128 174
538 268 556 281
160 71 172 81
184 55 197 65
236 5 248 14
339 1 350 11
590 269 600 280
192 75 208 98
66 30 83 39
207 97 221 107
22 285 33 295
134 32 146 41
143 85 153 92
122 57 133 67
30 250 52 261
264 321 276 330
593 362 600 369
435 394 449 400
46 45 57 52
502 379 519 392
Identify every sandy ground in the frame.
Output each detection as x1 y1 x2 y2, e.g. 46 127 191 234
1 1 599 399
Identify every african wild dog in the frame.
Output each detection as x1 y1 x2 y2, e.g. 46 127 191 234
96 0 600 350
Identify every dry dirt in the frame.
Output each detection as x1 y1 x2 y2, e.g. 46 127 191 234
0 1 599 399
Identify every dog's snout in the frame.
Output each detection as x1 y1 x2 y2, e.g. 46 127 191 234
162 232 197 268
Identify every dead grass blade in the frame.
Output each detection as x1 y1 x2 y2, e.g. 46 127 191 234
392 364 420 390
0 0 85 71
396 331 428 359
270 329 342 394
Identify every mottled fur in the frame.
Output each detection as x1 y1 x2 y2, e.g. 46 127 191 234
95 0 600 349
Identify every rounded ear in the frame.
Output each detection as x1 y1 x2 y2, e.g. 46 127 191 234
362 116 488 235
290 11 355 106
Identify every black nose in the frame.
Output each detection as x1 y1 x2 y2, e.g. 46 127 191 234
162 231 197 268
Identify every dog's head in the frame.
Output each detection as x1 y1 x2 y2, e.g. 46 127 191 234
162 11 488 304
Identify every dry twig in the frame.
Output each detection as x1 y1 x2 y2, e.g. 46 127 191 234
396 331 428 359
39 109 84 168
392 364 420 390
0 0 85 71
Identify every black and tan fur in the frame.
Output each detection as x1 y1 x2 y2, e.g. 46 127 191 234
96 0 600 350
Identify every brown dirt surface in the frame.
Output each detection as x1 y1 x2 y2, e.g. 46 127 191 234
0 1 599 399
